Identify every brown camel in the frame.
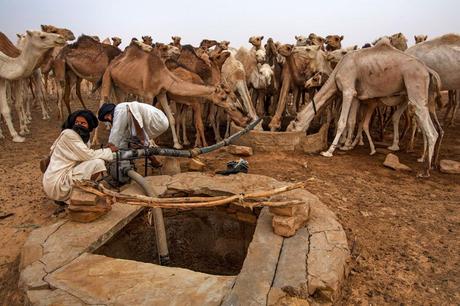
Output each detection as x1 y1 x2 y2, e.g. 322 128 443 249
170 36 182 49
249 36 264 50
325 35 344 51
287 39 442 176
111 37 122 47
142 36 153 46
54 35 122 118
99 42 250 148
268 44 332 131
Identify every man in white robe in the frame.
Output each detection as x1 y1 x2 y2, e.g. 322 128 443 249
98 101 169 149
43 110 115 202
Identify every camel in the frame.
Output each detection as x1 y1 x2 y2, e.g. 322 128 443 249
406 34 460 127
111 37 122 47
325 35 344 51
373 33 408 51
0 31 65 142
326 45 358 69
102 38 111 45
308 33 325 50
287 39 442 176
295 35 308 47
414 35 428 44
142 36 153 46
170 36 181 49
249 36 264 50
54 35 122 118
248 49 274 116
99 42 250 148
268 44 332 131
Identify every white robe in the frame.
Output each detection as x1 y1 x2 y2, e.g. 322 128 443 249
43 129 113 201
108 101 169 148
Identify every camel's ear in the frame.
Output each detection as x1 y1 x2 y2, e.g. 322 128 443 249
326 35 331 40
26 30 32 36
17 33 22 38
40 25 46 31
340 35 344 41
353 45 357 50
260 36 264 40
398 33 403 38
295 35 299 40
414 35 417 41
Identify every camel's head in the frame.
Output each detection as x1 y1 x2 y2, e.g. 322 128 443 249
277 44 294 57
414 35 428 44
305 72 328 89
255 49 267 64
325 35 343 51
308 33 325 47
326 45 357 68
90 35 100 42
24 30 66 50
132 38 153 52
142 35 153 46
209 50 231 69
199 39 218 49
389 33 408 51
362 43 372 49
41 24 75 41
217 40 230 50
111 37 122 47
212 84 250 127
171 36 181 46
295 35 308 47
156 43 180 60
249 36 264 48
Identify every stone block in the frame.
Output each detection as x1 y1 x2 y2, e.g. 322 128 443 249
440 159 460 174
227 145 254 156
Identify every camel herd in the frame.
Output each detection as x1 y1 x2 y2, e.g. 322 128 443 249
0 26 459 176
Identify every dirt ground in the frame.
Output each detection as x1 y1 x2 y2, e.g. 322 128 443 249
0 97 459 305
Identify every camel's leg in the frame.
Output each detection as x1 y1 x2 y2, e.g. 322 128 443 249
417 132 427 163
352 102 378 155
407 94 438 177
31 70 50 120
443 90 454 125
158 93 182 149
190 103 207 147
75 77 88 109
224 114 231 138
236 80 258 121
447 90 459 126
12 80 28 136
269 71 291 131
0 79 25 143
407 116 418 153
340 99 359 150
321 91 355 157
388 101 408 151
208 104 221 142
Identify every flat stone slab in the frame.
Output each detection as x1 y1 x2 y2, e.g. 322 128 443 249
20 172 350 305
45 253 235 306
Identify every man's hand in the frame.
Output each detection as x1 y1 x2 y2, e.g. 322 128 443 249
108 143 119 152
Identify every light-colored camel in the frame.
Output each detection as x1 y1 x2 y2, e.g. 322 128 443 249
0 31 65 142
170 36 181 49
287 39 442 176
99 42 250 148
373 33 408 51
248 49 274 116
102 38 111 45
111 37 122 47
308 33 325 50
295 35 308 47
249 36 264 51
326 45 358 69
325 35 344 51
414 35 428 44
268 44 332 131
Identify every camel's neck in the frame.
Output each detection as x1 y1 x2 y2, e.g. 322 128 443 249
291 69 338 132
165 73 215 98
287 55 303 85
0 40 44 80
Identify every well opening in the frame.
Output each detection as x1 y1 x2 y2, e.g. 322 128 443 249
94 205 259 276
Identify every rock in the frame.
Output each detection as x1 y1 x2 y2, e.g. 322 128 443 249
383 153 412 171
227 145 253 156
45 253 235 305
69 189 99 206
440 159 460 174
188 158 206 171
27 289 87 306
161 157 181 175
222 208 283 306
271 203 310 237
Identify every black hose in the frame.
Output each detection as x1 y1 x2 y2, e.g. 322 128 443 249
118 118 262 160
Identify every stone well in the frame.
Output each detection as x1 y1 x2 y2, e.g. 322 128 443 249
20 173 350 305
230 122 329 154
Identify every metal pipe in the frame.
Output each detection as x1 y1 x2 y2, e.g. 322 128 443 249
127 170 170 265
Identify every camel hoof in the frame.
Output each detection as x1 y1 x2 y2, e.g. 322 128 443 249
358 141 364 146
370 150 376 156
42 114 50 120
173 144 183 150
320 151 333 158
12 135 25 143
416 172 430 178
388 145 400 151
183 141 191 147
417 157 424 163
340 145 352 151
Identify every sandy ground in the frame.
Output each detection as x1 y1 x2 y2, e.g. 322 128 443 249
0 97 459 305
